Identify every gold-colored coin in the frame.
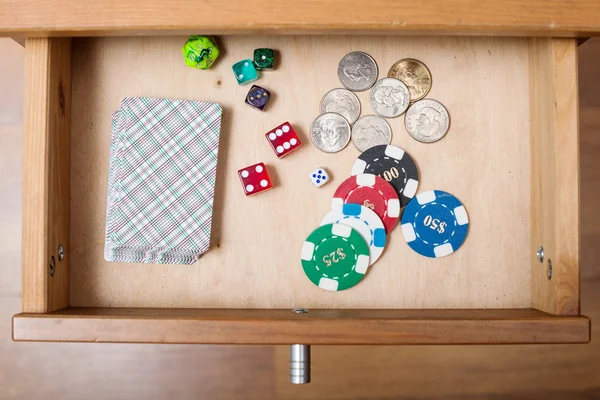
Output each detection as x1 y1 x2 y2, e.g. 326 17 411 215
387 58 432 102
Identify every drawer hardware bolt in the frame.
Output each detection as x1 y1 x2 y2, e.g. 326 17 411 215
58 244 64 261
547 259 553 280
290 344 311 384
49 256 55 277
290 310 310 384
536 246 544 263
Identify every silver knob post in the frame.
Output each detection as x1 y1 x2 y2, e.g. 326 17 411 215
289 344 311 384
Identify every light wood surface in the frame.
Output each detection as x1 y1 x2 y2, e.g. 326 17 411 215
21 37 71 313
12 308 590 344
69 36 533 309
529 38 580 315
1 0 600 36
2 36 600 400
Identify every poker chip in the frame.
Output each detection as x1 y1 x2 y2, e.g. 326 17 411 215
401 190 469 258
301 223 371 291
350 144 419 209
332 174 400 232
321 204 386 266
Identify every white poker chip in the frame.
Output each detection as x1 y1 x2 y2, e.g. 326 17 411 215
321 204 386 266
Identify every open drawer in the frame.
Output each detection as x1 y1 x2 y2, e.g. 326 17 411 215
12 35 589 344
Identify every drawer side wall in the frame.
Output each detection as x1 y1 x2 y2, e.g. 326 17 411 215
22 37 71 313
529 38 580 315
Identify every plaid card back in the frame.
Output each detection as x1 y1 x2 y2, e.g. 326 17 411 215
104 97 222 264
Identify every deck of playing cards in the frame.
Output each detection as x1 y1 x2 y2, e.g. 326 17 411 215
104 97 223 264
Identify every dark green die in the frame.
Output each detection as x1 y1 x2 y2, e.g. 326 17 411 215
253 48 275 70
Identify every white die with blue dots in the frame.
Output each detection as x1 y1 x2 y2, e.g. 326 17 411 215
309 168 330 187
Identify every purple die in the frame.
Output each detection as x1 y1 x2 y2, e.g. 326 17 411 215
245 85 271 111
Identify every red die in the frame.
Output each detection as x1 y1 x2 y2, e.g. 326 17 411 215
265 121 302 158
238 162 273 196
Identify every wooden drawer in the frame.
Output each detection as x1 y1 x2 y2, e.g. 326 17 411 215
11 34 589 345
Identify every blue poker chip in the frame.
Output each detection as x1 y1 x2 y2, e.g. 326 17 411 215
401 190 469 258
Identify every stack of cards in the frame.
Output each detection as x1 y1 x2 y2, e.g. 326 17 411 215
104 97 223 264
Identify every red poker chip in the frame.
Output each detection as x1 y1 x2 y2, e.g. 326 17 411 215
332 173 401 232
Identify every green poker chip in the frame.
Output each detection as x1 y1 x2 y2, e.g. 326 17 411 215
300 223 370 291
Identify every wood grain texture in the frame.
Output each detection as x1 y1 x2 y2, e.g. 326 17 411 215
3 301 276 400
579 39 600 282
529 38 580 315
274 281 600 398
3 37 600 399
69 36 532 310
12 307 590 344
1 0 600 36
21 38 71 313
580 109 600 280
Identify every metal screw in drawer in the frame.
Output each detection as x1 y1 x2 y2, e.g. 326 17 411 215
290 308 310 384
536 246 544 263
49 255 55 277
58 244 64 261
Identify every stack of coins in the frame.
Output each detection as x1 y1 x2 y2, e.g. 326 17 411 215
388 58 450 143
310 52 451 153
302 56 470 292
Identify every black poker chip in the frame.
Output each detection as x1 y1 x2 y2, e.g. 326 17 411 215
350 144 419 208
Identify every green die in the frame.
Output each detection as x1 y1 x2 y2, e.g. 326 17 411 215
232 59 258 85
253 48 275 70
182 36 219 70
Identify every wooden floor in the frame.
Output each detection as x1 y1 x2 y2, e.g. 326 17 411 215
1 37 599 399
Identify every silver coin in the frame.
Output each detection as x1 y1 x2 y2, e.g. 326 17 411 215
337 52 378 92
404 99 450 143
310 112 351 153
351 115 392 152
369 77 410 118
319 88 361 124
